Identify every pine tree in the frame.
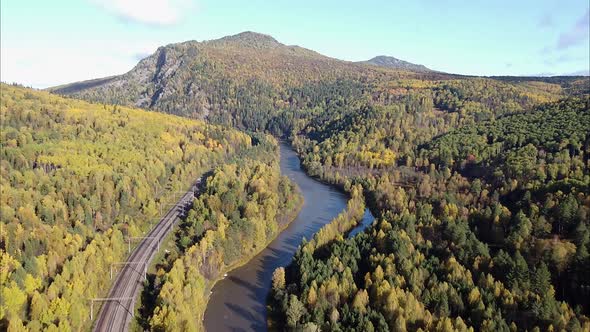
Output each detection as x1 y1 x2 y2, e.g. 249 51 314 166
286 295 306 328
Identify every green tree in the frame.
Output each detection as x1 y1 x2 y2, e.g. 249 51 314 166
287 295 306 328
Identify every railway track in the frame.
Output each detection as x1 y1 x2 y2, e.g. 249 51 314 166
92 180 200 331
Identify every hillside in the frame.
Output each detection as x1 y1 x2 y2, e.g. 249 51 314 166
270 98 590 331
0 84 301 331
48 32 396 118
48 32 455 124
48 32 583 134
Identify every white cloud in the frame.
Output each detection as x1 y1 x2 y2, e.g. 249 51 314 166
91 0 196 26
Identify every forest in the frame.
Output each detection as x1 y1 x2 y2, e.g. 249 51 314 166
269 97 590 331
0 84 272 331
140 135 302 331
5 31 590 331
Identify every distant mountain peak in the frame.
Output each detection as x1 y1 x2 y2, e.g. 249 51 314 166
208 31 283 49
361 55 431 72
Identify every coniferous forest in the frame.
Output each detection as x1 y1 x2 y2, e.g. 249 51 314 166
270 98 590 331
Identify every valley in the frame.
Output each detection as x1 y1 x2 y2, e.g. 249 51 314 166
1 28 589 332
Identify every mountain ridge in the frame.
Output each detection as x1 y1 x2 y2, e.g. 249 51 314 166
48 31 451 119
206 31 283 49
360 55 431 72
48 31 586 127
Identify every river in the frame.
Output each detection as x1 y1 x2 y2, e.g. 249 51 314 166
203 142 374 331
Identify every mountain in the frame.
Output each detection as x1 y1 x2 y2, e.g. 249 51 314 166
48 31 581 133
48 32 450 121
360 55 431 72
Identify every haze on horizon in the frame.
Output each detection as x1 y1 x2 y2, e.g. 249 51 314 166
1 0 589 88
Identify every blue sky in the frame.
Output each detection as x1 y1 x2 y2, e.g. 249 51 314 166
2 0 589 88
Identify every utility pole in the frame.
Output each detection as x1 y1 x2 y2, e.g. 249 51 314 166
160 202 178 216
147 217 160 233
127 236 160 253
93 176 205 328
89 297 134 320
110 261 148 280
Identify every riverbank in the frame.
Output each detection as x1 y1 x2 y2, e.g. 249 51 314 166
203 142 351 331
128 162 305 331
199 192 304 327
